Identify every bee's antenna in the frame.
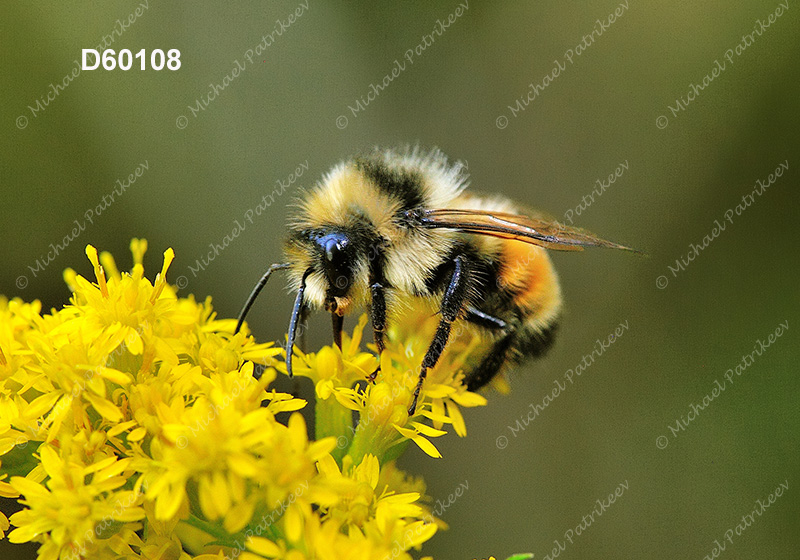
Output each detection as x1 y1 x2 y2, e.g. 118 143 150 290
235 263 291 334
286 268 311 378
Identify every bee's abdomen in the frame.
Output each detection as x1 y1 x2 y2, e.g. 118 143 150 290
496 239 561 321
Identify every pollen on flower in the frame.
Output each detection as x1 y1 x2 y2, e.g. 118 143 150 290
0 240 496 560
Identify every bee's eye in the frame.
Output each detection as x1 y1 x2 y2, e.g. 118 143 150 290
316 232 348 265
322 235 347 263
313 231 353 296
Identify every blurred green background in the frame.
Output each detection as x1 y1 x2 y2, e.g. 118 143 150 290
2 1 798 558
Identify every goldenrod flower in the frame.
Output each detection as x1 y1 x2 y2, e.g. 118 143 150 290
0 240 489 559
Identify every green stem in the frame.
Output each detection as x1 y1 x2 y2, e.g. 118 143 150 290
315 395 353 464
346 415 406 466
381 439 410 464
181 514 238 547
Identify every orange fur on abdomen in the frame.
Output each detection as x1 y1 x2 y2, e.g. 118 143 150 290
498 237 562 328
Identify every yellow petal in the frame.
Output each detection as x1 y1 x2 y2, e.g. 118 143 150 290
0 439 15 456
24 392 61 419
445 400 467 437
114 499 146 522
287 413 308 450
84 393 124 422
306 438 337 462
410 422 447 438
107 420 137 437
377 500 422 519
63 267 78 291
403 521 438 547
379 492 420 504
393 424 415 439
224 500 254 534
161 248 175 279
99 250 120 281
410 434 442 458
82 454 119 475
333 390 362 411
86 244 108 297
450 391 487 407
130 238 147 265
198 476 220 520
212 471 231 517
316 379 333 400
0 480 19 498
316 454 341 477
7 525 38 544
0 438 15 457
155 483 185 521
423 401 450 427
360 454 380 489
127 426 147 441
314 346 342 379
123 327 144 356
37 445 63 479
268 398 307 413
345 314 369 355
98 367 133 385
422 383 455 399
9 477 48 499
227 453 261 478
247 536 282 557
393 425 442 458
284 505 303 543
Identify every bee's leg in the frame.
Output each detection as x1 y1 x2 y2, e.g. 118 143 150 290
286 269 311 378
367 279 387 382
464 306 507 331
466 321 559 391
409 255 470 415
370 283 387 353
235 262 291 334
331 312 343 349
367 253 386 383
298 306 309 352
464 333 516 391
462 306 512 391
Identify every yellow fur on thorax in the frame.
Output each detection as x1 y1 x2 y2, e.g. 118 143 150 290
297 164 400 235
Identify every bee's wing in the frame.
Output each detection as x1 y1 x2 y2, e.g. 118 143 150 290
418 209 638 252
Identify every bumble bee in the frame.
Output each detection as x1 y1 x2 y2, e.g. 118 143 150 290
236 148 635 414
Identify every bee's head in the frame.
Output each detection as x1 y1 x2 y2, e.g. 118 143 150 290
284 225 374 315
311 229 355 299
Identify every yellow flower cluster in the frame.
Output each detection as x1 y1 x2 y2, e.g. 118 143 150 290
0 241 487 560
